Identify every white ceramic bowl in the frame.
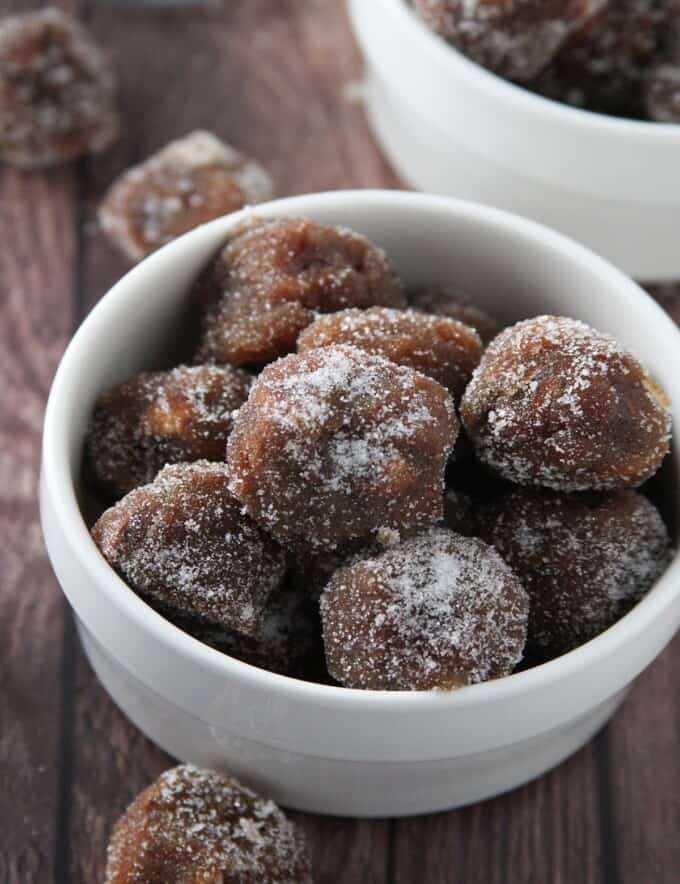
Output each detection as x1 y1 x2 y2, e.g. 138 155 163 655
348 0 680 281
41 190 680 817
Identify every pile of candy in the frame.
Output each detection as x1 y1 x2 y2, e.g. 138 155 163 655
86 216 673 692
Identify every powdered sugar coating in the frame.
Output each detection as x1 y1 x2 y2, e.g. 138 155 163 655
194 217 406 367
0 8 118 167
479 488 672 658
298 306 482 401
91 461 285 637
321 526 529 690
105 764 312 884
409 285 501 345
85 364 252 500
531 1 665 117
227 345 458 551
413 0 606 81
99 131 273 262
460 316 671 491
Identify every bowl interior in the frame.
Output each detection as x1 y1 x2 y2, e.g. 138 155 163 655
45 190 680 701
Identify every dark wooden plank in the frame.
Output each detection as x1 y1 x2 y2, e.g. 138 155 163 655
607 636 680 884
392 743 607 884
291 816 391 884
63 1 397 881
0 3 80 878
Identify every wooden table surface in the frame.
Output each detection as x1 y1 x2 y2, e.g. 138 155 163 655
1 1 678 882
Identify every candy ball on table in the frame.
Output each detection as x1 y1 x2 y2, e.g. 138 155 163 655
412 0 606 82
460 315 671 491
320 526 529 690
0 8 118 168
84 364 252 501
99 131 273 262
91 461 285 638
297 306 482 402
194 217 406 367
105 765 313 884
227 344 458 551
478 488 672 660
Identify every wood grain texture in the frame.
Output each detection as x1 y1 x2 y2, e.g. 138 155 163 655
0 0 80 879
0 1 678 883
291 816 390 884
392 743 609 884
608 635 680 884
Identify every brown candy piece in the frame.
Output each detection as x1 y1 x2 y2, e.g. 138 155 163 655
413 0 606 81
320 527 529 690
195 217 406 367
99 131 273 262
91 461 285 637
297 306 482 402
531 1 664 117
409 285 501 345
658 0 680 56
227 344 458 551
171 581 327 682
645 63 680 122
460 316 671 491
0 8 118 168
478 488 672 659
105 765 312 884
85 364 252 501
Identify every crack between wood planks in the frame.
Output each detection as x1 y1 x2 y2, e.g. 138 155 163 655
53 609 78 884
54 137 90 883
386 819 396 884
594 726 622 884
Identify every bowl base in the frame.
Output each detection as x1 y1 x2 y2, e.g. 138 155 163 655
78 621 628 818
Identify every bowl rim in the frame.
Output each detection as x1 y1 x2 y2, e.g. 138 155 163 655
41 189 680 712
373 0 680 140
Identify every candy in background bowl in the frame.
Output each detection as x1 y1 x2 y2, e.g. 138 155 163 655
348 0 680 281
41 190 680 817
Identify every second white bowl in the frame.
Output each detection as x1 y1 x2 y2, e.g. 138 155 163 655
349 0 680 281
